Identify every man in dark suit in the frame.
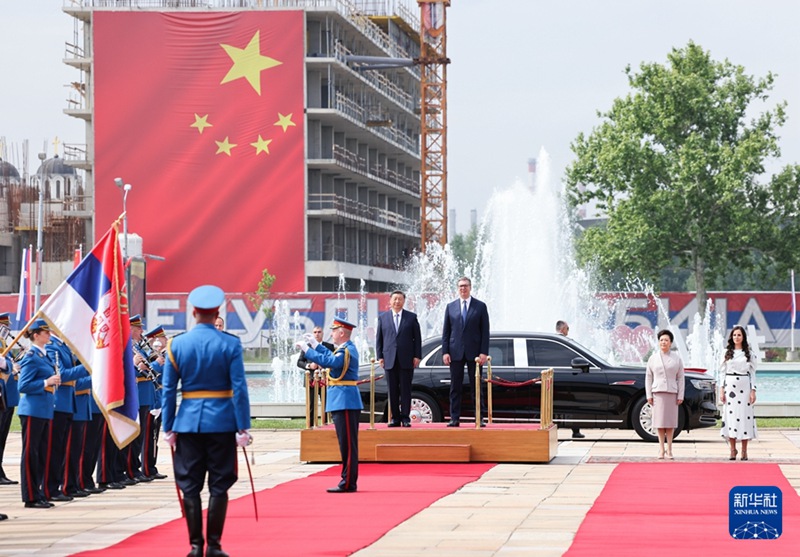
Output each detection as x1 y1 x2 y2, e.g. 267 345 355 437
442 277 490 427
376 290 422 427
296 326 334 427
556 320 585 439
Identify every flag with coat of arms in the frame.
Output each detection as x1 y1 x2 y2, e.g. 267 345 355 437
38 217 140 449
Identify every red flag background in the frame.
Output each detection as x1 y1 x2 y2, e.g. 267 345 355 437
94 11 306 293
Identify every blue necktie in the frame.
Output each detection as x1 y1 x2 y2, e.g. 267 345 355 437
461 300 467 327
394 312 400 332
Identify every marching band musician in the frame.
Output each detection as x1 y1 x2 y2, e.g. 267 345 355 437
44 332 89 502
62 375 93 498
127 314 155 483
142 325 168 480
162 285 251 557
295 318 362 493
0 313 20 486
18 319 61 508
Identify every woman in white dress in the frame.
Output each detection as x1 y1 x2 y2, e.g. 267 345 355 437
645 329 685 459
720 325 757 460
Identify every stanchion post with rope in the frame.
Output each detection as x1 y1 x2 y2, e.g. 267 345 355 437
304 370 312 429
474 357 481 429
313 369 321 427
369 358 376 429
486 355 493 424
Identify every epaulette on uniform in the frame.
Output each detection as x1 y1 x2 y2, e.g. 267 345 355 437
221 330 238 339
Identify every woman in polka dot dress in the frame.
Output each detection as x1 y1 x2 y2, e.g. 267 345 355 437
719 325 757 461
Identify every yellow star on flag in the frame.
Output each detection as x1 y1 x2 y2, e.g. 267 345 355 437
215 137 237 156
190 114 213 134
251 135 272 155
274 113 296 132
220 31 282 95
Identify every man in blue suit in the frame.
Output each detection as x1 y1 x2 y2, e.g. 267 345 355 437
442 277 490 427
376 291 422 427
163 285 251 557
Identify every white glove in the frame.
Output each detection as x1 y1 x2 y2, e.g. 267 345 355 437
149 408 162 418
294 340 309 353
164 431 177 448
303 332 319 349
236 430 253 448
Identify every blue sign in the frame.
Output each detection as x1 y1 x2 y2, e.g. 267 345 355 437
729 486 782 539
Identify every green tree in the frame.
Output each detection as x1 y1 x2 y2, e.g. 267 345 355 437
248 268 276 359
449 224 479 274
566 41 800 310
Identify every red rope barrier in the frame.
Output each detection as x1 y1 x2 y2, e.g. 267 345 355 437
484 375 541 388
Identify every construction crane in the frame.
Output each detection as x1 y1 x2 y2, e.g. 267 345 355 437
417 0 449 249
354 1 450 250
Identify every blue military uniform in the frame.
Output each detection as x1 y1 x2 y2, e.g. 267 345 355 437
45 335 88 500
162 285 250 557
0 312 20 484
142 326 167 479
302 318 362 492
18 319 58 507
63 375 92 497
127 314 156 482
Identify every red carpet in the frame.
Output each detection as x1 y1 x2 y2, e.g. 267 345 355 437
565 462 800 556
71 462 493 557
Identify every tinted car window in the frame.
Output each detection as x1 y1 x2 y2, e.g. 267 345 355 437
488 339 514 366
425 346 444 367
527 339 580 367
423 341 514 367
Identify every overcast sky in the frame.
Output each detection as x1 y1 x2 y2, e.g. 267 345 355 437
3 1 799 235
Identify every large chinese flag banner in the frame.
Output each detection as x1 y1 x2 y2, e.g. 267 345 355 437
94 11 305 293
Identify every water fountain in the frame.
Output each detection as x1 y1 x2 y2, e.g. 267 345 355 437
404 146 723 367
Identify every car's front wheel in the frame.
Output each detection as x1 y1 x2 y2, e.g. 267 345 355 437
632 396 684 442
408 391 442 424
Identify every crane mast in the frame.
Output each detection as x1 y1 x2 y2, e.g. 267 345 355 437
418 1 450 249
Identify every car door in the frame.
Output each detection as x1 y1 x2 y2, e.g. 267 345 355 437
524 338 609 428
424 337 520 420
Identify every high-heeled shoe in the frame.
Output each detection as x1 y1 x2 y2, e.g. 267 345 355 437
729 449 738 461
741 452 748 461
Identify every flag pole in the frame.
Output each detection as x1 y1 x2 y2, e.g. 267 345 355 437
0 311 44 358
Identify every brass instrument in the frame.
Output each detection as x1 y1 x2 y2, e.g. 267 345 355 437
133 339 159 382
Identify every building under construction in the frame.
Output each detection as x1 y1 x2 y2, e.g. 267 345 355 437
52 0 448 295
0 150 88 294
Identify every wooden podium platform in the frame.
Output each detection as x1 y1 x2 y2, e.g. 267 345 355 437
300 422 558 464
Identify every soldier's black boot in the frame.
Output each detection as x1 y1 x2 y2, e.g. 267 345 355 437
205 495 229 557
183 496 204 557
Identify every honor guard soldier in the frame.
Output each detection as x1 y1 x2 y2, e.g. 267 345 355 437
143 325 168 480
128 314 155 483
0 313 20 485
45 333 88 501
63 375 93 498
162 285 251 557
296 318 362 492
18 319 61 508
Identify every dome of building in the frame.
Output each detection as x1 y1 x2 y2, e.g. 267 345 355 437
38 155 76 176
0 158 21 180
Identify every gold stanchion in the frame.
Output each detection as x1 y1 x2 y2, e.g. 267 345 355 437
474 357 481 429
304 370 312 429
486 355 493 425
540 368 554 429
322 368 329 425
369 358 376 429
313 370 321 427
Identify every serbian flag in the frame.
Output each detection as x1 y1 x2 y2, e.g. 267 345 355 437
15 246 32 325
93 11 306 294
38 219 140 449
